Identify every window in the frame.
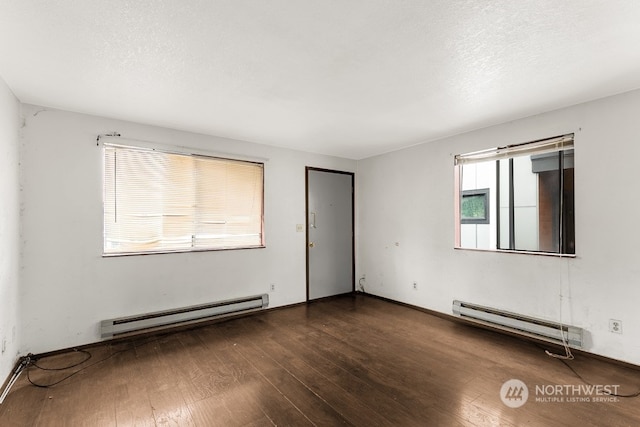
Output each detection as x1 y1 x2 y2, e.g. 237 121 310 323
103 143 264 255
461 189 490 224
454 134 574 255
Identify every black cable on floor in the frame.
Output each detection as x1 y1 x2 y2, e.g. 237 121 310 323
25 337 161 388
556 357 640 398
536 343 640 398
31 349 92 371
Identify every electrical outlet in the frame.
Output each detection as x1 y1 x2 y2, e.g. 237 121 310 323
270 283 276 292
413 282 417 290
609 319 622 334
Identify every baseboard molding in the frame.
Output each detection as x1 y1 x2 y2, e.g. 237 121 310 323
359 291 640 372
0 358 19 402
307 291 355 303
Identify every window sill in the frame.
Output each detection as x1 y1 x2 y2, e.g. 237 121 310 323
454 246 576 258
103 245 266 257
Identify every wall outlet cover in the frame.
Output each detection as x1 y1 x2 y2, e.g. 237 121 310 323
609 319 622 334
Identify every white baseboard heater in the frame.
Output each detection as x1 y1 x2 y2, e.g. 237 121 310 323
452 300 583 348
101 294 269 339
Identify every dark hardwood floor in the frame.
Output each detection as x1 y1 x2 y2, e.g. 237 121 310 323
2 294 640 426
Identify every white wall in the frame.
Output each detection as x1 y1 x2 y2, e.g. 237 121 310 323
19 105 355 355
0 76 21 382
357 88 640 365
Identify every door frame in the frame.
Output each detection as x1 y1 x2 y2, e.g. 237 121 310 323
305 167 355 302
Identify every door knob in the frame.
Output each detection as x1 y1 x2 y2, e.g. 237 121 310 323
309 242 315 248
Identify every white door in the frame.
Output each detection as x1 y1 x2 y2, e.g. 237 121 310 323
307 168 354 300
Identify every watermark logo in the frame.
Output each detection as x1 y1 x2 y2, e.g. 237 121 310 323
500 379 621 407
500 379 529 408
534 384 620 403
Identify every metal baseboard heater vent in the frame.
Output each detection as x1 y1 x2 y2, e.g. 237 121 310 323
101 294 269 339
452 300 583 348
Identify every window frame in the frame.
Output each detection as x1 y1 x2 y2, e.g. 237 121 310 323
102 141 265 257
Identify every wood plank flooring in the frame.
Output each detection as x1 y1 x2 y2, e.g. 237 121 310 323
2 294 640 426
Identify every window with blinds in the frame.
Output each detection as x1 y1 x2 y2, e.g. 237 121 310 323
103 143 264 255
454 134 575 255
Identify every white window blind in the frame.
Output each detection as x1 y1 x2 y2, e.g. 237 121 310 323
104 143 264 255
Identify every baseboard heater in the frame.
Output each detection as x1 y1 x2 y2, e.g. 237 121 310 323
101 294 269 339
452 300 583 348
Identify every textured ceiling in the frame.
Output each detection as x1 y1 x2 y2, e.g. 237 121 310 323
2 1 640 159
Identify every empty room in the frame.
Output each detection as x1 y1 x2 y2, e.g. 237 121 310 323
2 1 640 425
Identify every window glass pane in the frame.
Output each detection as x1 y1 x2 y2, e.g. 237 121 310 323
104 148 171 253
562 149 575 254
535 152 561 253
513 155 540 252
163 154 196 249
459 161 494 249
461 194 486 220
498 158 510 250
194 157 263 249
